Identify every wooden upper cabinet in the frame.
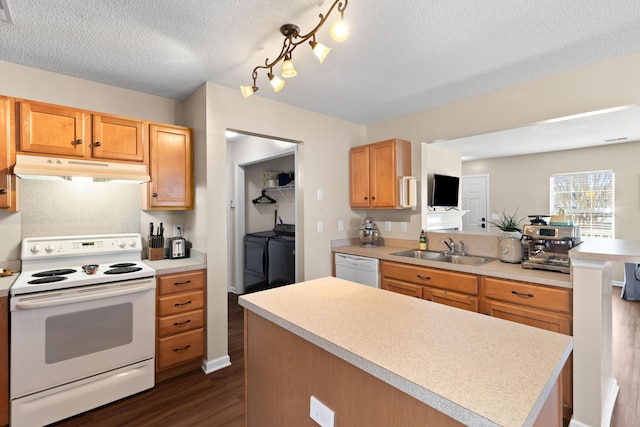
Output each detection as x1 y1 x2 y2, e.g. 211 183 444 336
349 138 411 209
92 114 146 162
0 96 16 210
18 100 88 157
147 123 193 210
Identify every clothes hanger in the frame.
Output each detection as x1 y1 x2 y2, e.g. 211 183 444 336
252 190 277 204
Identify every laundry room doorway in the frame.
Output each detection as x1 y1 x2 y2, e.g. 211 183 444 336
226 131 299 294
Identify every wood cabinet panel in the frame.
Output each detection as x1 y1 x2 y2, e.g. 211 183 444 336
349 139 411 209
18 100 87 157
157 270 205 296
148 124 193 210
483 300 571 335
156 270 205 378
430 289 479 312
157 309 204 337
0 96 15 210
382 261 478 295
483 277 571 314
157 328 204 370
158 291 204 317
382 278 422 298
349 145 370 208
91 114 146 162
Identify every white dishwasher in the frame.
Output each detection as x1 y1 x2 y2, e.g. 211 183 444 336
335 253 380 288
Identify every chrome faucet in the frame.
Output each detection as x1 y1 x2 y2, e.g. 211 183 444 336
441 238 466 255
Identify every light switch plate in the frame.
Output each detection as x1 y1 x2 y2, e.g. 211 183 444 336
338 220 344 231
385 221 391 231
317 221 324 233
400 222 407 232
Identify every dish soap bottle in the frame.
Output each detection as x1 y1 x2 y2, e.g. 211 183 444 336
419 229 427 251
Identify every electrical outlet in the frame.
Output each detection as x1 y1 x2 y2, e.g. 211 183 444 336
338 220 344 231
310 396 334 427
317 221 324 233
174 224 183 236
317 188 324 201
385 221 391 231
400 222 407 232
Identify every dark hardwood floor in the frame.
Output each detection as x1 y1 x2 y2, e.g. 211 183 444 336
53 288 639 427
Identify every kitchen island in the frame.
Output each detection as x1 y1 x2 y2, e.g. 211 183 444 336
239 277 572 427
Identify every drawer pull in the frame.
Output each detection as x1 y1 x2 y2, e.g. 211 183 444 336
173 320 192 326
173 345 191 352
511 290 534 298
174 280 192 286
416 274 431 281
0 189 6 195
174 300 192 307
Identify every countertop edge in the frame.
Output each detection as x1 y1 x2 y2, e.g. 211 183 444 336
143 250 207 275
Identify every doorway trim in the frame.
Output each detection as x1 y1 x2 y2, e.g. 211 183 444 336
228 144 299 294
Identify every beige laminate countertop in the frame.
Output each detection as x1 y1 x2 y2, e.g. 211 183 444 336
333 243 572 289
240 277 572 427
569 238 640 263
143 250 206 275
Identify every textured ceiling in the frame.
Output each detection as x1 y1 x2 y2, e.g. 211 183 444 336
1 0 640 156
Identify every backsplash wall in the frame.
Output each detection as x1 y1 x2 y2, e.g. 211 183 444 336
20 180 141 238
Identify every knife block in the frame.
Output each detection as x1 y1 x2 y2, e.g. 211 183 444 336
148 247 164 261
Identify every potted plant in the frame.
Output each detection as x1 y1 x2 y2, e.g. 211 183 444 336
489 208 525 233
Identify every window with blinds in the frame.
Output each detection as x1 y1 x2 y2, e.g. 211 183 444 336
550 170 614 239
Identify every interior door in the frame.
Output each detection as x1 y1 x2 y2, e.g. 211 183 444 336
461 175 489 232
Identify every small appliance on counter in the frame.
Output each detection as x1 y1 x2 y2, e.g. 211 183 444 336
166 226 191 259
359 217 379 248
499 234 523 264
522 222 581 274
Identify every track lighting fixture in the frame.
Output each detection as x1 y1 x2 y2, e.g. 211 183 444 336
240 0 349 98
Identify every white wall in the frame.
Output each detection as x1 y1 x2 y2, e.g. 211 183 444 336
366 52 640 240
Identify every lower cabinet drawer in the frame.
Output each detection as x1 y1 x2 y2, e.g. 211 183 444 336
158 328 204 370
382 279 422 298
158 309 204 337
430 289 479 312
483 277 571 314
158 291 204 316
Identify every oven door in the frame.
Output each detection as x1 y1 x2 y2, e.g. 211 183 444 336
10 278 156 399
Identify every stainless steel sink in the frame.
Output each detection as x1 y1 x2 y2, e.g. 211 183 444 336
431 254 495 266
390 250 495 266
390 250 443 260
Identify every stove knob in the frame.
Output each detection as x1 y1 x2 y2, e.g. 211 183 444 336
118 240 127 248
128 240 137 248
45 243 56 253
30 244 42 254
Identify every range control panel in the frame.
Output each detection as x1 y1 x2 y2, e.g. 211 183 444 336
21 233 143 259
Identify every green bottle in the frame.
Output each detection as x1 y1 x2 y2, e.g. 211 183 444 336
419 229 427 250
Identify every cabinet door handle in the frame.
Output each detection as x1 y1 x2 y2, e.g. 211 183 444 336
364 196 368 200
511 290 534 298
173 345 191 352
94 141 102 147
174 300 192 307
152 193 158 197
173 319 192 326
74 139 83 145
416 275 431 281
0 189 6 195
174 280 192 286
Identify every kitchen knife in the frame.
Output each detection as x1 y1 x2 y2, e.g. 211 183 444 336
149 222 155 247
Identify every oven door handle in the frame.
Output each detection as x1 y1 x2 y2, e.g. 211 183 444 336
14 280 155 310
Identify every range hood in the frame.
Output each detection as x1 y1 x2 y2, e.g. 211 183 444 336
13 154 150 183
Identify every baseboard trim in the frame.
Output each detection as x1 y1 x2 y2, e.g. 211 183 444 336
201 355 232 374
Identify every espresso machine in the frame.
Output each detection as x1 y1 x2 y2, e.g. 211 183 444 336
522 224 581 274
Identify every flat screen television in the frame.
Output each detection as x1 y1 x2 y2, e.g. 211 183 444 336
432 174 460 208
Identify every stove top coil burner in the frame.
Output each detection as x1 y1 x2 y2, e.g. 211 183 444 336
104 267 143 275
32 268 77 277
109 263 137 268
28 276 68 285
